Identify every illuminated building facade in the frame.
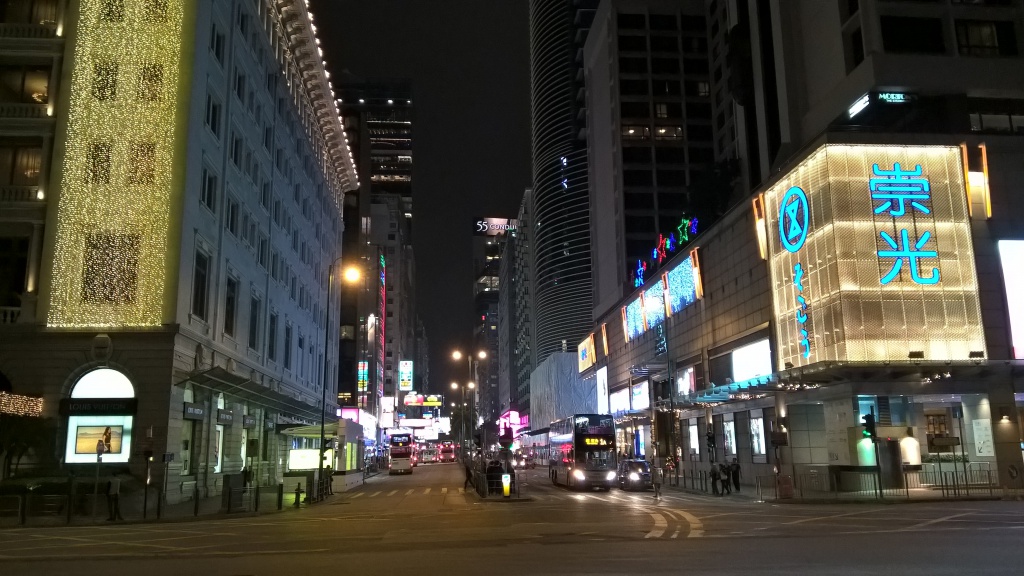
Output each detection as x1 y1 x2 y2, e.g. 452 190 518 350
0 0 357 502
579 0 1024 487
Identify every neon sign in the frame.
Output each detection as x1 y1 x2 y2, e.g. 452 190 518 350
870 163 940 285
779 186 812 359
632 216 699 286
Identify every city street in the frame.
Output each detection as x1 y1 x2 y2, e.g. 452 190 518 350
2 463 1024 575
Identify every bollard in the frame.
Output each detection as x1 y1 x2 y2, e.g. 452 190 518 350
277 483 284 510
66 478 74 525
194 485 200 517
294 483 302 507
254 485 261 512
19 494 27 526
156 488 163 520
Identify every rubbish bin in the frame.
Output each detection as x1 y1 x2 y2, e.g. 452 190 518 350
777 475 794 499
221 473 244 512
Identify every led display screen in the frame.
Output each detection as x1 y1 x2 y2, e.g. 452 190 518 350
731 339 772 383
631 381 650 411
625 298 645 342
398 360 413 392
609 388 630 414
643 282 666 329
578 334 596 373
596 367 609 414
998 240 1024 359
666 257 697 315
764 144 985 368
65 415 133 464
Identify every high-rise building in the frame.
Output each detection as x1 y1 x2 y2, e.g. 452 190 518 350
472 236 502 425
0 0 357 502
529 0 599 364
585 0 718 319
511 190 534 418
337 79 418 421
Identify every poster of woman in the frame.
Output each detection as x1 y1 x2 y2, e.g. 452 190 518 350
75 425 122 454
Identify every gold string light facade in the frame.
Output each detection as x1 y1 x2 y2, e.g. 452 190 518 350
47 0 185 328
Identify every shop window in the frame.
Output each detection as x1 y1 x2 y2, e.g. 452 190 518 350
750 417 766 455
723 420 737 456
64 369 135 464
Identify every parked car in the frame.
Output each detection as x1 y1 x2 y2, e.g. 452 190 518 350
618 459 652 491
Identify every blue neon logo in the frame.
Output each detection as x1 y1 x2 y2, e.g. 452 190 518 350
779 186 809 253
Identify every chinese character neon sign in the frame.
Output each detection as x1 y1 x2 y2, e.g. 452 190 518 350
871 163 940 285
780 186 811 359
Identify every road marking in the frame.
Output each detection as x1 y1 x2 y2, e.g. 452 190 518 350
387 490 397 496
781 508 881 525
458 487 465 494
671 529 680 539
442 487 448 494
423 488 431 495
645 511 667 539
405 489 414 495
350 492 364 499
369 491 381 498
670 508 705 538
902 512 974 531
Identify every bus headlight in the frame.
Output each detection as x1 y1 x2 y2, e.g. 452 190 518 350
573 469 586 481
606 471 617 481
629 472 640 481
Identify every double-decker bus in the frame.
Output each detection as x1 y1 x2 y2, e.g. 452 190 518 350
389 433 414 475
439 441 456 463
549 414 617 490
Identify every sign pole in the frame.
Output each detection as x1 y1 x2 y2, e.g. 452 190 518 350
92 440 104 522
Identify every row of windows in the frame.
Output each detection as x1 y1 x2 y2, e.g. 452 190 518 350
878 17 1019 57
90 60 164 102
85 141 156 184
620 79 711 98
618 34 707 54
617 12 705 33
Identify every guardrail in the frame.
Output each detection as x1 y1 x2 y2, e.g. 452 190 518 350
752 469 1001 502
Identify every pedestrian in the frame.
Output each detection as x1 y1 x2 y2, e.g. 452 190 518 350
325 465 334 495
730 457 741 492
719 462 732 495
464 461 474 490
106 477 123 521
653 464 663 499
710 463 721 496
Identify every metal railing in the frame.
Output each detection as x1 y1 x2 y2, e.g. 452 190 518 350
752 469 1001 502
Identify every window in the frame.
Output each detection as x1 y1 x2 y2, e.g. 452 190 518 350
209 22 225 64
127 141 156 184
234 69 247 102
651 58 680 74
192 250 210 320
0 147 42 186
205 94 221 137
655 103 669 118
224 276 238 337
82 233 140 304
230 133 243 167
100 0 125 22
258 235 268 268
617 13 646 30
956 20 1018 57
225 197 239 235
649 15 677 31
180 419 195 475
86 142 112 184
618 35 647 52
652 79 681 96
619 57 648 74
650 36 677 52
284 324 293 369
91 60 118 101
620 101 650 118
142 0 168 23
621 146 652 163
623 169 654 187
200 166 218 211
248 295 261 349
750 416 766 456
655 126 683 140
621 125 650 140
137 63 163 101
880 16 945 54
723 420 736 456
268 311 278 361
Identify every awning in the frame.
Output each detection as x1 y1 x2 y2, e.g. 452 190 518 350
178 366 331 422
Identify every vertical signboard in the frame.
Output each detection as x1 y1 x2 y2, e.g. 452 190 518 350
765 144 985 368
398 360 414 392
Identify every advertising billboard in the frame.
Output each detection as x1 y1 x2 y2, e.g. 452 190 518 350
473 217 519 236
398 360 413 392
403 393 443 407
764 144 985 368
577 334 596 373
380 396 395 429
998 240 1024 359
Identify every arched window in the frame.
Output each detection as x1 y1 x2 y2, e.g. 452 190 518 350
70 368 135 398
64 368 135 464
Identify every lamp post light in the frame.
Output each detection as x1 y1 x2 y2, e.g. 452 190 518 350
452 349 486 455
451 380 476 460
318 263 362 500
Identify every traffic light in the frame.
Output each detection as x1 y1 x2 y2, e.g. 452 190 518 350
862 413 877 441
706 431 716 453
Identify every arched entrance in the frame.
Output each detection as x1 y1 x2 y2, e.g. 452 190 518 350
61 368 137 464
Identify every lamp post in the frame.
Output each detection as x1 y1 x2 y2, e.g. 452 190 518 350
318 262 361 500
451 380 475 460
452 350 486 454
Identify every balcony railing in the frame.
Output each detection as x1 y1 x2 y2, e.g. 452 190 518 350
0 307 20 325
0 102 48 119
0 23 58 39
0 185 42 202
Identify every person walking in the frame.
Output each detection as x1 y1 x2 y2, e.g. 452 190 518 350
653 464 663 499
464 461 474 491
719 462 732 495
730 457 742 492
710 463 721 496
106 477 123 521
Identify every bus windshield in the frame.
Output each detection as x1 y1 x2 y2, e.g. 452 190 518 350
582 449 614 467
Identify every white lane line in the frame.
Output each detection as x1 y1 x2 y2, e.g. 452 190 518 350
441 487 448 494
423 488 431 495
605 494 630 502
405 489 414 496
349 492 364 499
671 529 680 539
387 490 397 496
902 512 974 531
781 508 881 526
671 508 705 538
645 512 667 539
369 491 381 498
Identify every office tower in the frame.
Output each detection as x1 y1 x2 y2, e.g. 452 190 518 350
529 0 600 364
0 0 356 502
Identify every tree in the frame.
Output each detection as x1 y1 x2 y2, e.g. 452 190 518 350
0 415 56 480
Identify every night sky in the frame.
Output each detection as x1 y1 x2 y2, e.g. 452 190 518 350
313 1 531 390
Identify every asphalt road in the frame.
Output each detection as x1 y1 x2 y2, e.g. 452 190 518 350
2 462 1023 575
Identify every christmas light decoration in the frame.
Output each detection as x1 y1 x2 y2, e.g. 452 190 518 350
0 392 44 417
48 0 185 327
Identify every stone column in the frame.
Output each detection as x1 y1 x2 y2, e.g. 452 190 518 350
965 381 1024 488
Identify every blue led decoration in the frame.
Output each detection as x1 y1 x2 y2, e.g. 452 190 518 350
633 259 647 288
643 283 665 329
793 263 811 358
878 229 940 285
625 298 645 341
666 256 697 315
870 163 931 216
778 186 809 253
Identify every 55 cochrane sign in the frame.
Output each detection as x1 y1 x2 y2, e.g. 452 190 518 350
473 217 519 236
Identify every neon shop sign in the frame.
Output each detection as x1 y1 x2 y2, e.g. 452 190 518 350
633 216 699 287
870 163 939 285
780 186 811 359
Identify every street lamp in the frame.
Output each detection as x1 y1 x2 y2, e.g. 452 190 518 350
318 261 362 500
451 380 475 460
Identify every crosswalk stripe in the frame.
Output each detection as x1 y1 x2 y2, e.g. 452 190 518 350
423 488 431 495
441 487 448 494
370 491 381 498
350 492 364 499
405 489 414 495
388 490 397 496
